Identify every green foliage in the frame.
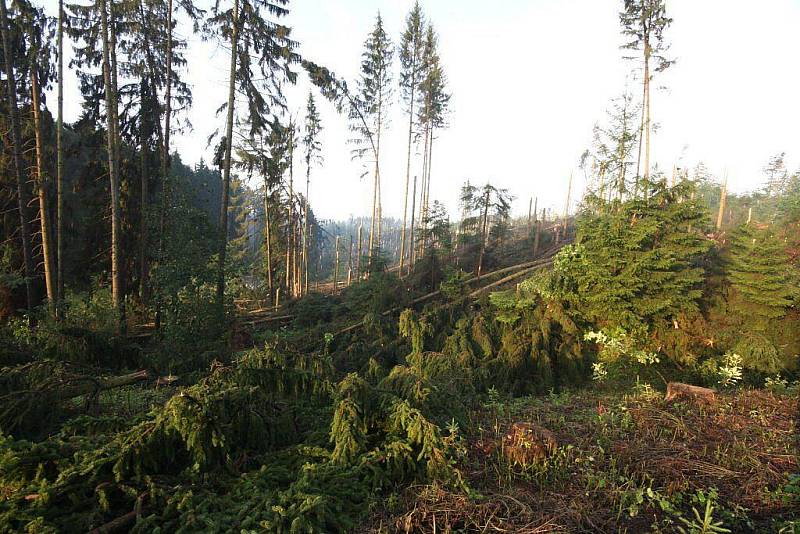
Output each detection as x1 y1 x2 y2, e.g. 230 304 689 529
726 224 797 328
546 181 711 330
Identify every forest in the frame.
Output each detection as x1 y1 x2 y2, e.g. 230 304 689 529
0 0 798 532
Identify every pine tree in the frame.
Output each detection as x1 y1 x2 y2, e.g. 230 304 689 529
620 0 673 197
398 2 425 276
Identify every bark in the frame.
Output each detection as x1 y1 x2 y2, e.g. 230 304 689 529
476 187 490 279
155 0 174 329
216 0 239 307
333 235 339 292
716 174 727 231
355 224 362 280
0 0 36 315
409 174 417 269
302 160 310 295
285 126 294 294
417 121 429 257
56 0 65 312
139 81 150 303
264 189 273 298
99 0 123 325
31 68 56 313
399 79 416 276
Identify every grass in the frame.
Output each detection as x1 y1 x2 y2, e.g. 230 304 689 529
363 386 799 533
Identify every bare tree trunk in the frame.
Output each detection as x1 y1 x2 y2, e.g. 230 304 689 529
347 234 353 286
30 69 56 314
285 124 294 294
56 0 65 314
333 235 339 293
216 0 239 308
264 189 273 299
139 82 150 304
425 126 434 219
303 164 310 296
716 173 727 232
533 211 541 256
643 39 651 193
155 0 173 329
527 197 532 230
477 186 490 279
417 121 429 257
355 223 362 280
99 0 124 327
399 82 416 276
409 174 418 270
0 0 36 316
561 172 572 242
368 162 378 267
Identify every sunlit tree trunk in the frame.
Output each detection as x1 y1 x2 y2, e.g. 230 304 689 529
399 79 416 276
30 68 56 314
409 174 417 269
216 0 239 308
56 0 65 313
0 0 36 316
155 0 173 329
99 0 124 326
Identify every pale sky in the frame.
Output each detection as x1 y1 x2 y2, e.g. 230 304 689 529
46 0 800 220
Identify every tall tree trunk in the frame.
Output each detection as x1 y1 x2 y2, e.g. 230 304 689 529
643 38 651 192
99 0 123 326
302 164 310 295
368 162 378 267
30 69 56 314
355 223 362 280
347 234 353 286
264 190 273 298
155 0 173 329
0 0 36 316
476 186 490 279
716 173 727 232
56 0 65 313
216 0 239 308
285 125 293 294
425 126 434 220
417 120 429 257
333 235 339 293
399 82 416 276
409 174 417 269
139 81 150 303
562 172 573 240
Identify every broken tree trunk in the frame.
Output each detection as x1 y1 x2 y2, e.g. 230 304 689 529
664 382 716 405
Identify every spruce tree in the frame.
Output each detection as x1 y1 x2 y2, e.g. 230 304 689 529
205 0 298 307
619 0 673 196
357 13 393 265
726 224 795 328
302 91 322 294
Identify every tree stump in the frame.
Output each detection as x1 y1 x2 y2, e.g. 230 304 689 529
501 422 557 466
664 382 716 405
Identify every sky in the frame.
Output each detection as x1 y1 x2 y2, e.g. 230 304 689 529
45 0 800 221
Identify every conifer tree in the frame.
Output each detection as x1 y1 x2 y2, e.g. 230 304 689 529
0 0 36 315
302 91 322 294
619 0 673 196
726 224 796 329
357 13 393 265
205 0 298 307
398 2 425 275
416 24 449 255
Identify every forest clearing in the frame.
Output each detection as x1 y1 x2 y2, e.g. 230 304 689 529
1 0 799 532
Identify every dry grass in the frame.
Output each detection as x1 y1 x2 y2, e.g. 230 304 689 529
363 387 799 533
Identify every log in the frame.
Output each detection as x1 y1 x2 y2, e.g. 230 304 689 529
55 369 151 400
664 382 716 405
502 422 557 466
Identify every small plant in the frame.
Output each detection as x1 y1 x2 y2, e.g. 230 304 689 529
717 352 742 388
592 362 608 382
677 499 731 534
